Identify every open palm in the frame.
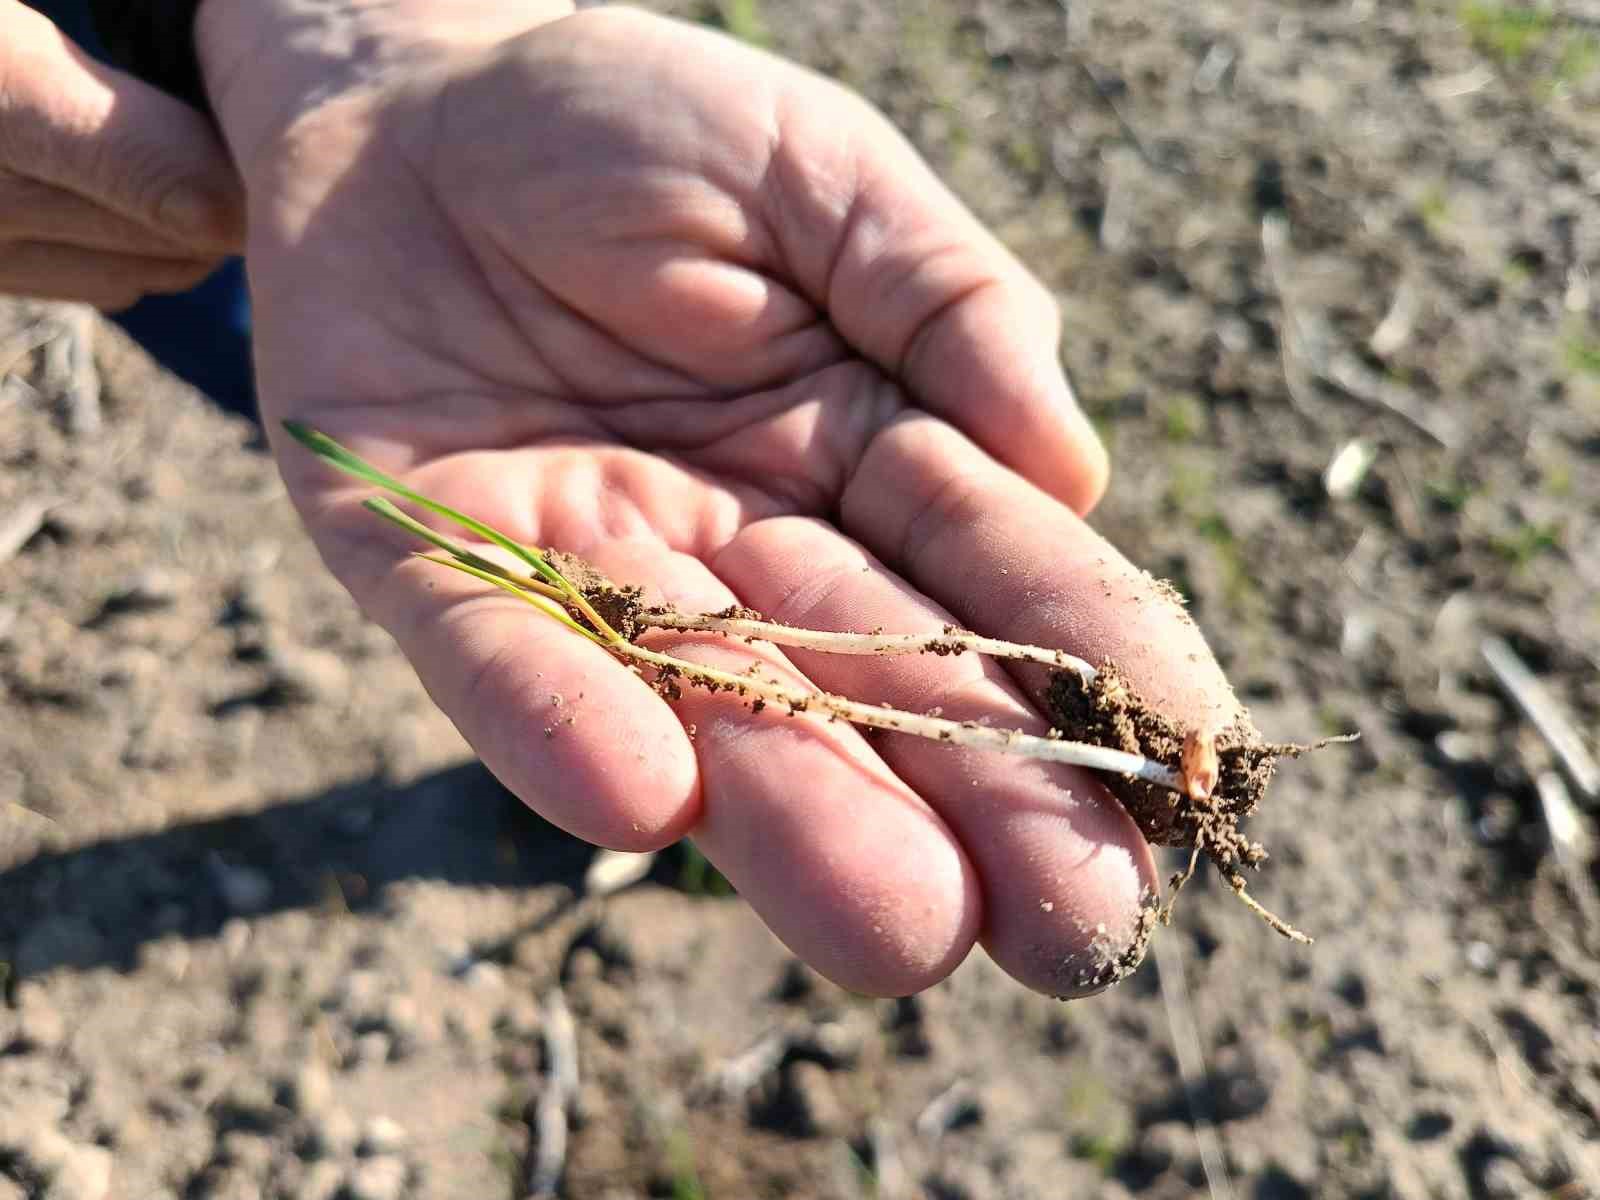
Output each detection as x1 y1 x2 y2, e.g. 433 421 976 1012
234 9 1240 997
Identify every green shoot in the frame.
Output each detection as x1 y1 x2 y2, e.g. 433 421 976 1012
365 497 563 602
417 555 605 644
283 421 561 583
282 420 621 642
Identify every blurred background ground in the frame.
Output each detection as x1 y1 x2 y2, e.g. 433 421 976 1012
3 1 1599 1197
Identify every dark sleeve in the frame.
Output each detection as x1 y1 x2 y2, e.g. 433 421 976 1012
88 0 213 118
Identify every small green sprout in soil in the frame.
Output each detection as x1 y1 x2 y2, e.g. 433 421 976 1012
1555 33 1600 89
285 423 1354 946
676 841 735 898
702 0 769 48
1460 1 1555 66
1489 519 1563 567
1561 330 1600 377
1160 393 1206 443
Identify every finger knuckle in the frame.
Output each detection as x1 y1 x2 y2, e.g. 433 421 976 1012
89 135 179 222
0 171 56 235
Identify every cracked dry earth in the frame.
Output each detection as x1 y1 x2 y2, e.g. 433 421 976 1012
5 0 1600 1197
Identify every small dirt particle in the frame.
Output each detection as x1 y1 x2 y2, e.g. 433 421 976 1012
461 961 504 990
357 1115 408 1157
17 1133 112 1200
265 645 350 705
94 567 182 620
14 986 65 1052
279 1061 333 1116
349 1030 389 1066
781 1061 847 1138
295 1161 345 1200
346 1155 407 1200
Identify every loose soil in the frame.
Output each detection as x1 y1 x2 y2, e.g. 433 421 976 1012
1044 663 1279 852
5 1 1600 1198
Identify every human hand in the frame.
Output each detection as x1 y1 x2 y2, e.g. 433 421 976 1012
0 0 243 309
198 2 1246 997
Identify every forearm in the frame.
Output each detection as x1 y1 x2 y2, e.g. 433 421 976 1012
193 0 575 169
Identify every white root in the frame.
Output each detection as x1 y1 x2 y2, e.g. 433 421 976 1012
614 641 1184 794
641 610 1097 681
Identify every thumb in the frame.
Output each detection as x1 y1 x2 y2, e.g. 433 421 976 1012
4 7 245 251
767 87 1109 514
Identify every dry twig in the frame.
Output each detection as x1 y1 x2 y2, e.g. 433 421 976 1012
866 1118 908 1200
1152 926 1235 1200
0 316 62 379
41 304 101 437
0 498 50 566
913 1079 980 1141
697 1029 791 1101
1535 771 1600 947
1369 279 1419 358
1481 636 1600 799
582 848 657 898
1262 214 1460 447
525 989 580 1199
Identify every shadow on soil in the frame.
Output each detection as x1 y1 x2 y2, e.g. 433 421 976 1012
0 763 600 982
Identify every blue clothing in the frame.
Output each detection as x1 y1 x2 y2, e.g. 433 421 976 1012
25 0 258 420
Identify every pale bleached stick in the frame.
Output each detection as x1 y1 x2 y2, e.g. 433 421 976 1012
698 1030 790 1100
1262 213 1460 447
1482 636 1600 799
1153 926 1236 1200
525 989 579 1200
913 1079 981 1141
0 499 50 566
1535 771 1600 947
0 317 62 379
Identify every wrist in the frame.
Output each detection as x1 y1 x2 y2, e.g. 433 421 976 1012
194 0 575 173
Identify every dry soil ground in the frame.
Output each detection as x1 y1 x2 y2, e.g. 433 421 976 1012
4 1 1600 1198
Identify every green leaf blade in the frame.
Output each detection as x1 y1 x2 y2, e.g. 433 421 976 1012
282 421 564 587
415 554 605 644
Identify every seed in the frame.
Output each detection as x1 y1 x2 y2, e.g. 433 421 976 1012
1180 728 1220 803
